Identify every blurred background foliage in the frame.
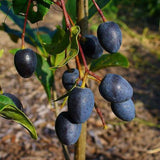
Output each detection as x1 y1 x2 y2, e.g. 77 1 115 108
103 0 160 31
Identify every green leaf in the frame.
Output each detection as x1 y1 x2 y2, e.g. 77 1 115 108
45 26 70 55
64 0 76 23
89 0 110 19
0 1 35 37
35 54 54 101
50 53 66 69
50 25 80 68
1 1 25 29
0 95 37 139
53 91 70 102
62 0 76 28
90 53 129 71
12 0 52 23
0 49 4 58
53 81 78 102
0 1 56 49
9 48 20 55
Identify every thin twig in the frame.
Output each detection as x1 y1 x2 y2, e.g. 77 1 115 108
91 0 107 22
21 0 32 49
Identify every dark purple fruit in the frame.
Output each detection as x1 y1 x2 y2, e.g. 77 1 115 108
111 99 135 121
68 87 94 123
14 48 37 78
55 112 82 145
62 68 82 90
97 21 122 53
3 93 23 110
80 35 103 59
99 74 133 103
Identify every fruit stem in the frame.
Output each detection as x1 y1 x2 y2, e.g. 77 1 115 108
53 0 74 28
53 0 61 6
60 0 71 29
94 103 107 129
75 55 83 79
78 41 88 71
60 96 68 109
21 0 32 49
54 0 102 83
91 0 107 22
87 75 101 83
68 14 75 26
78 41 102 81
81 72 88 88
87 70 102 81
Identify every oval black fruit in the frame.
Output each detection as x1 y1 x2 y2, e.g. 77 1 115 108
14 48 37 78
62 68 82 90
99 74 133 103
68 87 94 123
3 93 23 110
111 99 135 121
97 21 122 53
80 35 103 59
55 112 82 145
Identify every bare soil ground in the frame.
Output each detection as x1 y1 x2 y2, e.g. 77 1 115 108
0 7 160 160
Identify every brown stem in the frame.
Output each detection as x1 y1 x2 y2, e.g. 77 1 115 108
77 0 88 36
21 0 32 49
95 103 107 129
68 14 75 26
91 0 107 22
75 1 88 160
75 55 83 79
53 0 61 6
87 70 102 81
78 41 102 82
60 0 71 29
78 41 88 71
74 122 87 160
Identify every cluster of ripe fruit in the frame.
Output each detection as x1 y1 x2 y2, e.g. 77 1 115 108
55 70 135 145
2 21 135 146
55 21 135 146
80 21 122 59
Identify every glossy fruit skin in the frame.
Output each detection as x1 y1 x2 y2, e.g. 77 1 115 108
97 21 122 53
80 35 103 59
99 74 133 103
62 68 82 90
55 112 82 145
14 48 37 78
68 87 94 123
111 99 135 121
3 93 23 111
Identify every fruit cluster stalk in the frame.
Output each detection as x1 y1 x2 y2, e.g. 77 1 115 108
91 0 107 22
21 0 32 49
